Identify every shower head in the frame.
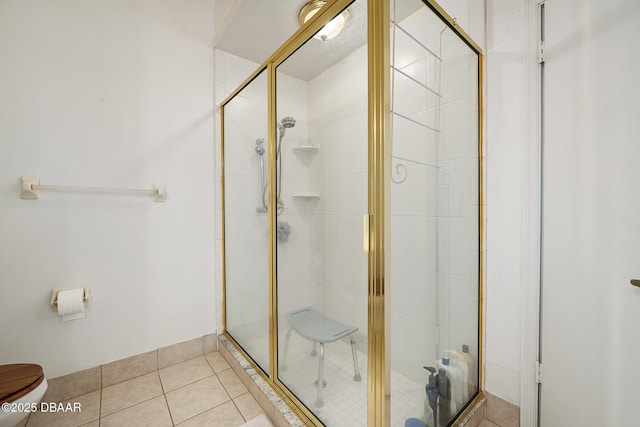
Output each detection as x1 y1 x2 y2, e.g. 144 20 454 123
279 117 296 137
281 117 296 128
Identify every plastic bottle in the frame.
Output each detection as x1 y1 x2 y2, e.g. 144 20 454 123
436 366 451 427
460 344 477 396
444 350 468 407
423 366 437 427
438 357 460 412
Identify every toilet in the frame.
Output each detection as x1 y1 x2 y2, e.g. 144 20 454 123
0 364 48 427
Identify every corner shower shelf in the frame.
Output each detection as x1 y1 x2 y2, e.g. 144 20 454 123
292 146 319 155
292 192 320 200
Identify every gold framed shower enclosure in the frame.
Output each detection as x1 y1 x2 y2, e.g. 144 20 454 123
219 0 484 425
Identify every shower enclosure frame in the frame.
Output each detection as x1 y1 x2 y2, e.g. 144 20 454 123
219 0 485 425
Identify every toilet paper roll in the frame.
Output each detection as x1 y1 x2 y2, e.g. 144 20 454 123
57 288 85 321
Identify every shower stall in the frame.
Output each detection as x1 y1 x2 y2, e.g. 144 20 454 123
220 0 482 425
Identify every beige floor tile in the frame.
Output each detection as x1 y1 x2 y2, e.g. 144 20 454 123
166 376 231 424
26 390 100 427
485 393 519 427
100 395 173 427
217 368 248 399
479 421 500 427
204 334 217 354
78 421 99 427
234 392 265 421
100 372 163 417
101 350 157 387
159 356 214 392
205 351 230 373
11 414 28 427
176 400 245 427
158 337 204 369
43 367 101 403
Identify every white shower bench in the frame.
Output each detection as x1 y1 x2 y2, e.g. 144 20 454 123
283 307 361 407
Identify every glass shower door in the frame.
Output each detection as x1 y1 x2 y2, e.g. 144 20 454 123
390 0 481 425
273 1 370 425
223 69 271 374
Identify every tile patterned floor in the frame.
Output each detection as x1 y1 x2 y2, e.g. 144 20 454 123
18 352 271 427
274 332 425 427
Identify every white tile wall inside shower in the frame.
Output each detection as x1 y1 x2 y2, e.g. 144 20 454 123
215 51 271 372
389 3 480 386
214 53 260 318
439 24 480 359
275 71 312 329
306 45 369 336
438 21 480 368
391 6 441 382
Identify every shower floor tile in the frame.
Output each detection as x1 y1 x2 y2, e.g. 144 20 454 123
248 331 425 426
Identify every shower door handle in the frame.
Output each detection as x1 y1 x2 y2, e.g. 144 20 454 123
631 279 640 288
363 214 371 253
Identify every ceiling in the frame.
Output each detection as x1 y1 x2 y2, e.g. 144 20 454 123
214 0 368 81
214 0 425 81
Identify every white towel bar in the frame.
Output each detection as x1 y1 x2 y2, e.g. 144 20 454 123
20 176 166 202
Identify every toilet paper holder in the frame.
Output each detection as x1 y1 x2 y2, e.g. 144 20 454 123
50 287 90 312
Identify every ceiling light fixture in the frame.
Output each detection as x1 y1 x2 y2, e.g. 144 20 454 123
298 0 350 41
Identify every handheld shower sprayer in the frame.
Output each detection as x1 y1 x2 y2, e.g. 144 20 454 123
279 117 296 138
274 117 295 215
256 117 296 217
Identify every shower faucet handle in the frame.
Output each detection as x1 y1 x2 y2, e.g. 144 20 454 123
631 279 640 288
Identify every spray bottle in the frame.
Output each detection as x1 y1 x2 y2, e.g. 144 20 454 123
423 367 437 426
437 366 451 427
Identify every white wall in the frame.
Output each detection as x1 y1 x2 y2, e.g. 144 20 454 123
0 0 216 378
484 0 528 406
